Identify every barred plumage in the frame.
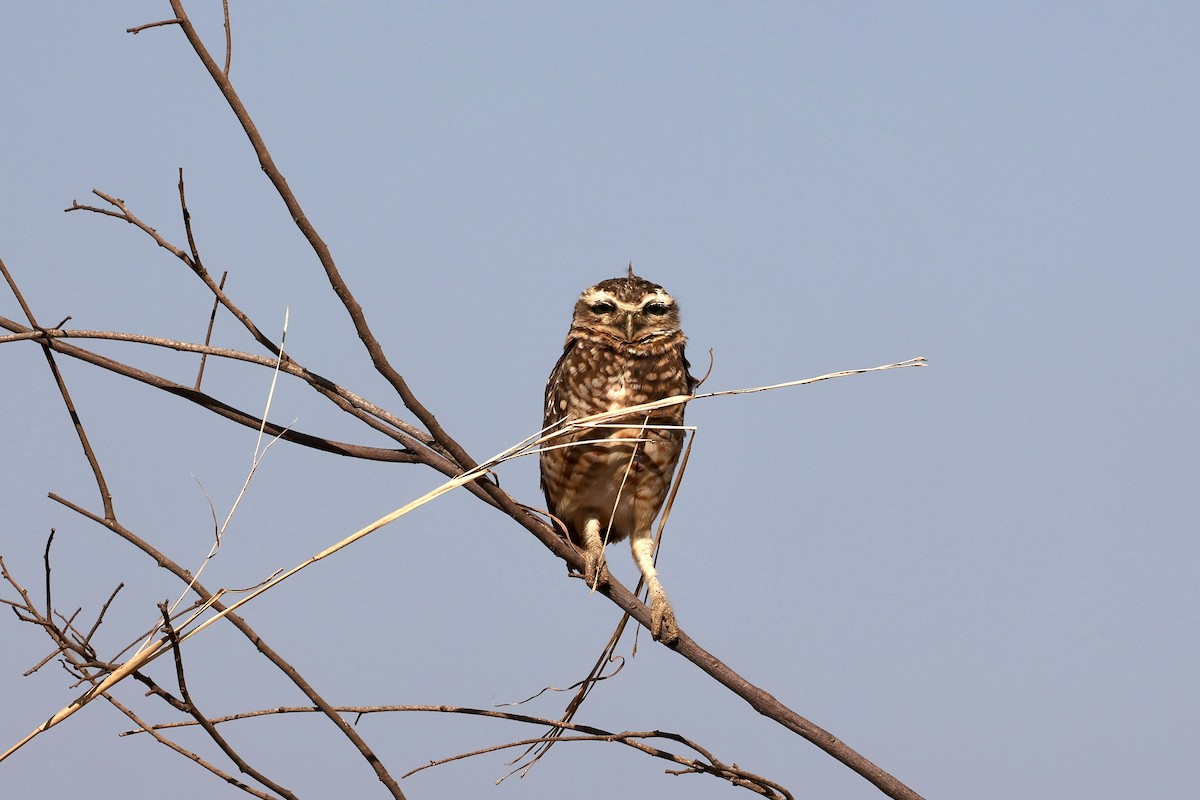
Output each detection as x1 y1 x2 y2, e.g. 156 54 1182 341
540 267 696 642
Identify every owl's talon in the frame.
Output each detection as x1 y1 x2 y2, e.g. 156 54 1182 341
651 603 678 644
583 552 609 591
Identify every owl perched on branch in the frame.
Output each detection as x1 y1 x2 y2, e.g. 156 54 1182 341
541 266 697 643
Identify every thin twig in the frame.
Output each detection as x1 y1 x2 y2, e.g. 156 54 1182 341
67 190 287 363
159 604 299 800
64 187 436 450
8 492 407 800
0 573 278 800
126 18 181 34
82 582 124 649
493 656 626 709
194 271 226 390
221 0 232 76
173 167 224 392
106 694 280 800
402 730 791 799
115 703 792 799
505 613 633 777
178 169 202 269
0 257 116 519
42 529 55 620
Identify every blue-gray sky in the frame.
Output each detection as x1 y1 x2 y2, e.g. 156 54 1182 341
2 3 1197 798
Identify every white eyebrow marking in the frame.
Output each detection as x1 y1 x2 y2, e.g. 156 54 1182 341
639 290 673 307
580 288 674 313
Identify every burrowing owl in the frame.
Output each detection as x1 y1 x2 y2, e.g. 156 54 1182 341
541 266 696 643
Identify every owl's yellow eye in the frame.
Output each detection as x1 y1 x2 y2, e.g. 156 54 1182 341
644 302 670 316
590 301 616 314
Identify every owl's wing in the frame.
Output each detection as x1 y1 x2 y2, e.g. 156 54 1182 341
542 338 577 429
540 338 577 519
680 343 701 394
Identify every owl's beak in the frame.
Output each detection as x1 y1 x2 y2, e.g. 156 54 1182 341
623 312 635 341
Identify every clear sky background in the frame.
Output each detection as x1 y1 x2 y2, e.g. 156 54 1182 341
2 3 1197 799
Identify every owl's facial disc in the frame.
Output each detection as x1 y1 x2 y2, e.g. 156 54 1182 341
579 288 677 341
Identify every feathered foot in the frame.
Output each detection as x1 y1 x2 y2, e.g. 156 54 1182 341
582 547 609 591
579 518 609 591
631 532 678 643
649 593 679 644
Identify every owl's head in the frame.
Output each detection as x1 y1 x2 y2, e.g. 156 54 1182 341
571 267 682 343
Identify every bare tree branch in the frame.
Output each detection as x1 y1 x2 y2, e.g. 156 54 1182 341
126 18 182 35
0 257 116 520
165 0 471 471
0 314 420 463
64 181 437 452
157 604 300 800
0 3 931 798
0 318 431 455
221 0 232 76
119 703 794 800
29 492 410 799
194 270 226 390
107 694 282 800
1 558 283 799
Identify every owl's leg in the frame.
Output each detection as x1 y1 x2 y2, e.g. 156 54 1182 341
630 531 678 643
580 517 609 590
